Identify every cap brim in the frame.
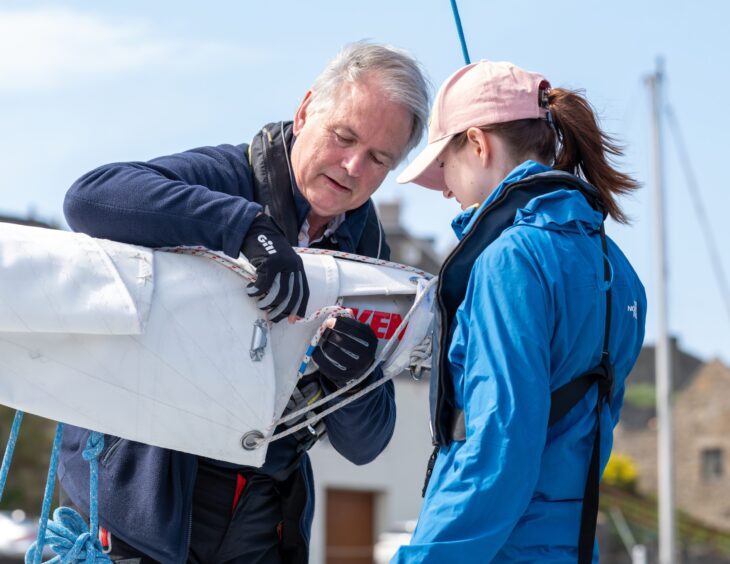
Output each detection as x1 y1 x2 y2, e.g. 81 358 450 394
396 136 453 190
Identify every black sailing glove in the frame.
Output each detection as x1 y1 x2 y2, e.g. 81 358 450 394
312 317 378 388
241 214 309 322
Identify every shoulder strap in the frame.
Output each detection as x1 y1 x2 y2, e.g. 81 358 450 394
548 222 614 564
248 122 300 245
548 222 613 424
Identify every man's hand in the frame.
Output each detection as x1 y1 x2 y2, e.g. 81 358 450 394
312 317 378 387
241 214 309 322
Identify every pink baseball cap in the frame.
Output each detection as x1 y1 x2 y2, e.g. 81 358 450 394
397 60 550 190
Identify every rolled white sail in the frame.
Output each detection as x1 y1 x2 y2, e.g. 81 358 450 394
0 222 433 466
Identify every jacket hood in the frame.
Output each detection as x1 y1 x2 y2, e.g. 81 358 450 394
451 160 603 240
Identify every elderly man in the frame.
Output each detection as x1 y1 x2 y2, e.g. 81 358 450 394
58 42 429 564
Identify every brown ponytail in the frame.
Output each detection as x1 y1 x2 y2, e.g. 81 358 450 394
547 88 638 223
448 88 638 223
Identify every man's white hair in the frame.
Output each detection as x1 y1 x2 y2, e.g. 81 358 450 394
308 40 431 164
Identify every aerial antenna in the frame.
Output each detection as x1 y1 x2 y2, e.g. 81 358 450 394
449 0 471 64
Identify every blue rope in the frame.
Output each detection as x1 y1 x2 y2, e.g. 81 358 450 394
297 345 317 376
449 0 471 64
29 422 64 564
82 432 104 541
26 429 110 563
0 410 24 502
26 507 110 564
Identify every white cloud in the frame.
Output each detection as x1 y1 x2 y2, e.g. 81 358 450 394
0 8 261 91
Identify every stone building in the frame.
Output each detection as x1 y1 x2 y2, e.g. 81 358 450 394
614 347 730 530
375 200 442 275
618 340 702 429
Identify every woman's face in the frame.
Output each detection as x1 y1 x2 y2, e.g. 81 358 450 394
438 135 493 210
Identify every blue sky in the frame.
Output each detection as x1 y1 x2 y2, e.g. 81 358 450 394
2 1 729 364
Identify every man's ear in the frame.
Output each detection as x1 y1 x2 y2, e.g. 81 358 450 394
293 91 314 136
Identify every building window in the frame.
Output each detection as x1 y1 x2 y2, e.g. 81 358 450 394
701 448 724 483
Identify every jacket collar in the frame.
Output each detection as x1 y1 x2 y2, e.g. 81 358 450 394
513 190 603 233
450 160 603 240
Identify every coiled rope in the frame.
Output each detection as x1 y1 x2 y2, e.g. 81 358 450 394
0 419 110 563
25 428 110 564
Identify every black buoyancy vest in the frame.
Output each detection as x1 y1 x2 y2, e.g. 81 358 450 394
426 170 613 564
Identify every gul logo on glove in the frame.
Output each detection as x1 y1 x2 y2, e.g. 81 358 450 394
257 234 277 255
241 215 309 322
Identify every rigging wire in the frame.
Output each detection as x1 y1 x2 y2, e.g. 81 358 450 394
449 0 471 65
664 104 730 335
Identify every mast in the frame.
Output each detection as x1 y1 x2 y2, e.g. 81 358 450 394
647 57 677 564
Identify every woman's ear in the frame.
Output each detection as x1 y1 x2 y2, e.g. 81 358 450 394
293 91 314 136
466 127 490 167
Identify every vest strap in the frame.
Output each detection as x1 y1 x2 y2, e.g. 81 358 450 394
249 122 300 245
548 222 613 564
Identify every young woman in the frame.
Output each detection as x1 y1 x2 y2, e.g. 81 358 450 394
393 61 647 563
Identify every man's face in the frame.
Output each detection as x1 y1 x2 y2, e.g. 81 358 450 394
291 76 413 220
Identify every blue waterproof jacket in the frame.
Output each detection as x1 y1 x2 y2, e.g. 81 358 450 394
60 132 396 563
394 161 646 563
